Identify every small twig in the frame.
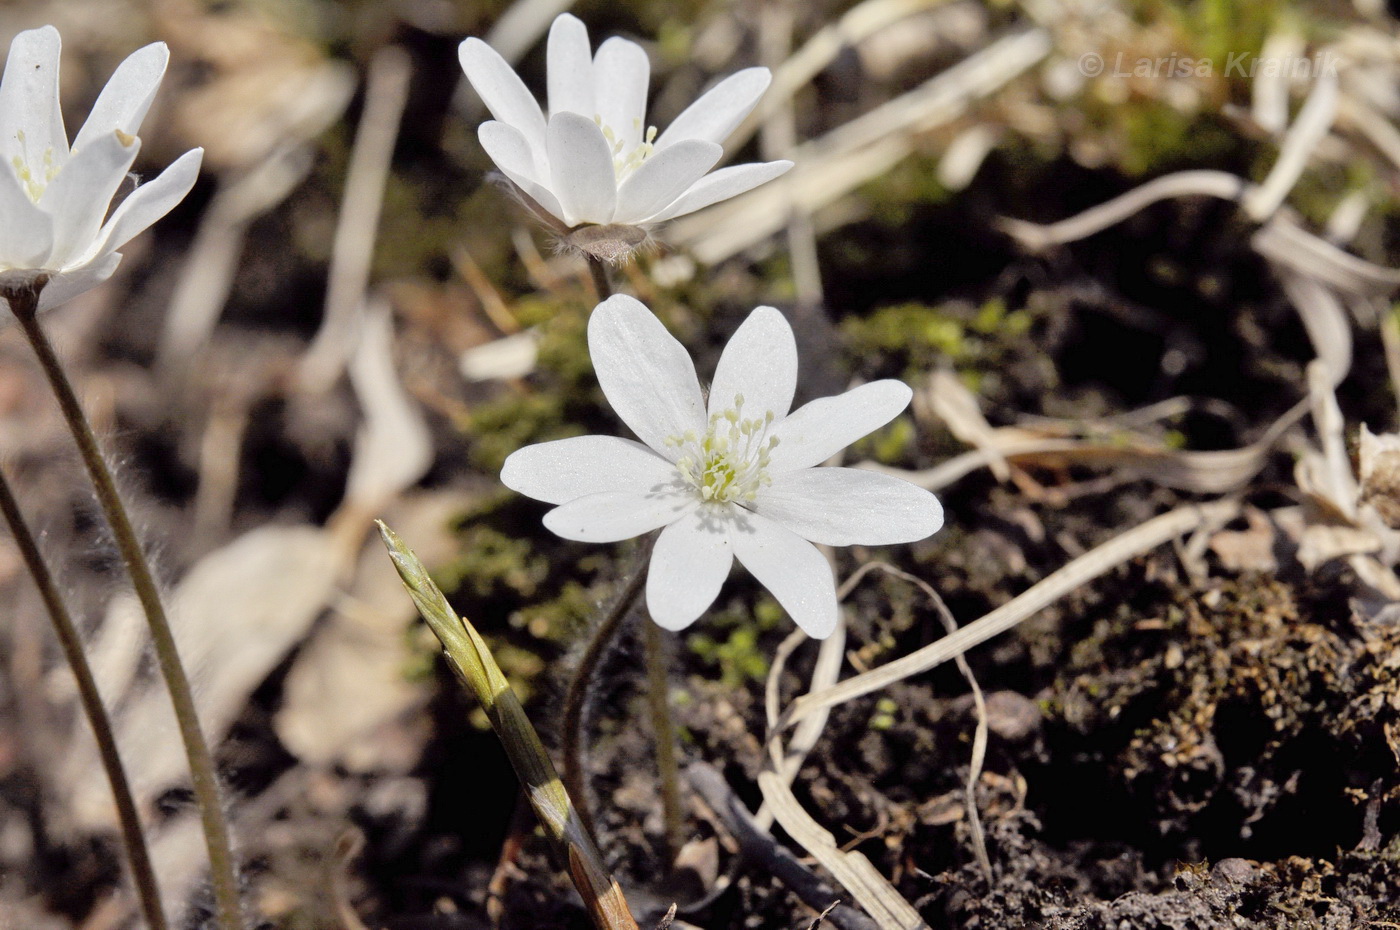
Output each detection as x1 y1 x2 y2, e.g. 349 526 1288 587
0 467 169 930
686 763 879 930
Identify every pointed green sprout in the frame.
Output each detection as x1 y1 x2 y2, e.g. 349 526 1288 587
377 521 642 930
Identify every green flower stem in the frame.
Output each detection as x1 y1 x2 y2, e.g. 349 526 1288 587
0 466 169 930
561 549 649 844
642 618 685 863
581 255 685 863
5 279 244 930
587 256 613 302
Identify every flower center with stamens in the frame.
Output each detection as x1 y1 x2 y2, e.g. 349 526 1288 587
665 394 780 506
596 117 658 181
10 131 58 203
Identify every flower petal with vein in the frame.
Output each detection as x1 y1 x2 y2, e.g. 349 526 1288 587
0 26 203 312
502 297 944 639
460 14 792 232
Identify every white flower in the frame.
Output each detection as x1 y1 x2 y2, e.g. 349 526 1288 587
0 26 203 311
459 14 792 233
501 296 944 638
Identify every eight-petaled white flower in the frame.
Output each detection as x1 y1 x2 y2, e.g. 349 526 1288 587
501 296 944 638
459 14 792 242
0 26 203 311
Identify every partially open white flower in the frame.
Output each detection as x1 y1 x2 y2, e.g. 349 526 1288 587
501 296 944 638
0 26 203 311
459 14 792 239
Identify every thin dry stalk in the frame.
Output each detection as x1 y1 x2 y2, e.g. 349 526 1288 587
780 500 1242 728
300 46 413 392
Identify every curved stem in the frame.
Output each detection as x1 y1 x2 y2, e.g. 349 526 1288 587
6 280 244 930
561 542 650 845
642 619 684 863
0 467 170 930
587 256 613 302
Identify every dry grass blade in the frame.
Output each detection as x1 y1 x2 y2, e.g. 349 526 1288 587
781 500 1242 728
756 769 930 930
300 46 413 392
998 170 1248 249
863 398 1307 496
847 564 992 882
728 0 951 153
1278 271 1352 387
671 28 1050 263
755 617 846 833
1243 70 1338 222
158 145 313 367
1251 218 1400 296
918 371 1008 481
377 522 642 930
1001 167 1400 299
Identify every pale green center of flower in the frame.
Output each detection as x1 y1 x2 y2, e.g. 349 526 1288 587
596 117 658 181
665 394 780 505
10 130 58 203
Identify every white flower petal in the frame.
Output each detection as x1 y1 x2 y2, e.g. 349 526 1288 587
757 468 943 545
646 508 733 630
643 160 793 223
459 38 548 155
547 111 617 226
588 295 706 457
88 148 202 263
478 120 566 221
655 67 770 150
707 306 797 421
0 27 67 168
768 380 912 473
36 252 120 313
71 43 168 153
502 434 679 505
613 139 721 225
42 129 140 266
0 163 53 268
729 510 838 638
542 489 695 542
547 14 593 118
592 36 649 154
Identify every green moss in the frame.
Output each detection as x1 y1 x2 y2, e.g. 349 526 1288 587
511 579 597 642
1117 106 1241 177
434 526 547 600
688 626 769 689
851 416 916 465
468 390 581 473
841 298 1038 385
687 596 785 687
858 152 952 225
870 696 899 731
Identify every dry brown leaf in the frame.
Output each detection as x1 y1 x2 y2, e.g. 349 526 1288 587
276 491 474 771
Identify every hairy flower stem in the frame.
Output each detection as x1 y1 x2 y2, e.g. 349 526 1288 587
587 255 613 302
0 466 170 930
5 280 244 930
561 545 648 844
642 619 685 863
